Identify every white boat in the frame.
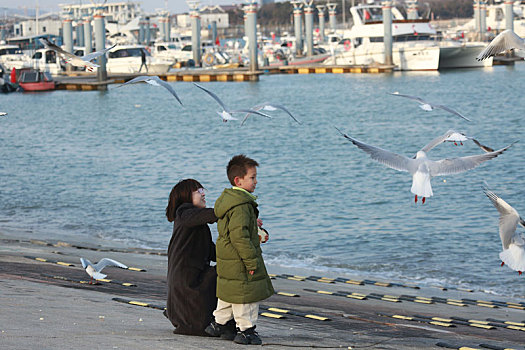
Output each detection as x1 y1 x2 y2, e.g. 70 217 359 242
106 45 172 74
324 4 441 70
0 44 32 71
438 40 493 69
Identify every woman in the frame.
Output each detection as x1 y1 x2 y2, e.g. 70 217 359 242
165 179 218 336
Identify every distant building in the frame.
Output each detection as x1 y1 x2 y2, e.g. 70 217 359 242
58 1 143 23
13 18 62 37
176 5 229 29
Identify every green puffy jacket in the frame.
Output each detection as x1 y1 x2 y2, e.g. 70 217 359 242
214 188 274 304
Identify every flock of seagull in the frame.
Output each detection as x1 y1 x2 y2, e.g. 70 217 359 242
3 29 525 280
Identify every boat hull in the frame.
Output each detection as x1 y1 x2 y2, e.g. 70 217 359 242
327 44 440 70
20 82 56 92
438 43 493 69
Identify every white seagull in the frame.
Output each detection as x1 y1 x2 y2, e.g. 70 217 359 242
193 83 273 122
80 257 128 284
336 127 513 204
389 92 471 122
117 75 183 105
39 37 116 71
241 102 302 126
420 129 495 153
0 112 7 116
477 29 525 61
484 184 525 275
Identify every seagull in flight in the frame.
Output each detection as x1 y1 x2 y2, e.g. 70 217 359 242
80 257 128 284
389 92 471 122
420 130 495 153
484 184 525 275
39 37 116 71
241 102 302 126
477 29 525 61
193 83 272 122
117 76 183 105
336 127 513 204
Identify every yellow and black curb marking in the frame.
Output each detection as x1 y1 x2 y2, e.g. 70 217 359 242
304 288 368 300
43 274 137 287
113 297 165 310
259 305 330 321
25 255 75 267
302 288 525 312
274 291 300 297
436 341 518 350
383 313 525 334
271 274 419 289
24 255 147 273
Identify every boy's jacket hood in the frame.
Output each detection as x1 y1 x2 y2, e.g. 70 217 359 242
214 188 257 218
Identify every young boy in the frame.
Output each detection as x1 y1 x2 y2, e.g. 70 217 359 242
205 154 274 345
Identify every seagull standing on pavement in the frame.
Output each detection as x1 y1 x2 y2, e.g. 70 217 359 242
39 37 116 71
80 257 128 284
484 184 525 275
336 127 513 204
389 92 471 122
193 83 273 122
476 29 525 61
117 75 183 105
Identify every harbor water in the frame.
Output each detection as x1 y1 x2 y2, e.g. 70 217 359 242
1 65 524 297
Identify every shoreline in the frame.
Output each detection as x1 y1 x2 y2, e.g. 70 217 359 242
3 231 525 349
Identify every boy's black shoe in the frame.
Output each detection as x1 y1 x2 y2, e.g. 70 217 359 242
204 318 236 340
233 326 262 345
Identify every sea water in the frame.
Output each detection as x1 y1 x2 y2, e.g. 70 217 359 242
1 64 524 297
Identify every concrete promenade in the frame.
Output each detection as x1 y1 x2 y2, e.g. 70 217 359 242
2 232 525 350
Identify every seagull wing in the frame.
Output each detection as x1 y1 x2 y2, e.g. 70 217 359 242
484 186 520 250
420 130 459 153
117 75 151 87
241 105 265 125
428 143 514 176
94 258 128 271
39 37 78 62
81 44 117 62
472 138 494 153
433 104 471 122
263 103 302 124
155 77 183 105
477 29 525 61
389 92 426 104
80 257 92 269
336 128 413 172
193 83 228 111
231 108 272 119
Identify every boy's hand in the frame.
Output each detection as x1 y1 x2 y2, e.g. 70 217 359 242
257 218 263 227
248 270 255 275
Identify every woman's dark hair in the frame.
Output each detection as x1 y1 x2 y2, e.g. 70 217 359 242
166 179 203 222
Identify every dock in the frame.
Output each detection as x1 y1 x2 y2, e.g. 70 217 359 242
54 63 396 90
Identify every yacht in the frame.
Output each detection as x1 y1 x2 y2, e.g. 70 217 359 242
0 44 32 71
324 3 491 70
106 45 172 74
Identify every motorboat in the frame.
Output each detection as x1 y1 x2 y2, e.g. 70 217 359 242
13 67 56 92
106 45 172 74
29 48 65 75
324 4 441 70
0 44 32 71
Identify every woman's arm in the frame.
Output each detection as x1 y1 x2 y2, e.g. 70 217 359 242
178 206 217 227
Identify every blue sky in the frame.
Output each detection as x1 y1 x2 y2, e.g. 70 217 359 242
2 1 248 15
